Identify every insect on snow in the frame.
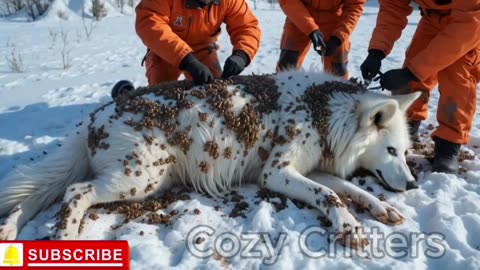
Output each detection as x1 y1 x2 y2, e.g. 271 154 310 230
0 71 421 249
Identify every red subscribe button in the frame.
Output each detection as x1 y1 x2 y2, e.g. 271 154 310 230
0 241 129 269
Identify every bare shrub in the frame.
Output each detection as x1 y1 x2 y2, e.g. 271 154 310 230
82 17 96 41
25 0 50 21
6 46 25 73
91 0 107 20
59 23 73 69
114 0 137 12
116 0 124 14
48 27 57 49
0 0 25 17
6 37 15 47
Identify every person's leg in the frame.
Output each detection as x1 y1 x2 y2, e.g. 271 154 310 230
323 39 350 79
145 51 181 86
314 14 350 79
431 46 480 172
401 17 440 138
276 19 311 72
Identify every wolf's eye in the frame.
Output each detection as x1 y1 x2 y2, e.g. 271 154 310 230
387 146 397 156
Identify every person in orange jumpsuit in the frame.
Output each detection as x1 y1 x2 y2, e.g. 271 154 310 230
134 0 260 87
361 0 480 173
276 0 366 78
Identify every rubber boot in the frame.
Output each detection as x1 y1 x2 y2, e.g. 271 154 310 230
111 80 134 99
432 136 460 174
408 120 421 142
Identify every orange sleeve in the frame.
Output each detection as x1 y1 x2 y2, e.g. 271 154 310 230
406 1 480 81
135 0 192 68
278 0 318 36
368 0 413 56
331 0 366 42
223 0 261 64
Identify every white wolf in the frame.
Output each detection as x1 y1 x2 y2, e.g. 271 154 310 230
0 71 420 249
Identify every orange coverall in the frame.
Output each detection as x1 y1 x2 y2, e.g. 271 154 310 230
277 0 366 78
135 0 260 86
369 0 480 144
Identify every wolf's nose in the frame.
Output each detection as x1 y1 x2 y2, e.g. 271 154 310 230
406 181 418 190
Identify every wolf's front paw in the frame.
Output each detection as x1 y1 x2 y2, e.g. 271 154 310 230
0 223 18 240
370 201 405 225
334 223 369 250
329 207 369 249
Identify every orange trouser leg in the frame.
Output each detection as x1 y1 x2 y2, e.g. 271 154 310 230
432 48 480 144
323 40 350 79
145 45 222 86
192 45 222 79
277 17 349 78
403 17 440 121
277 19 311 71
145 52 182 86
404 16 480 144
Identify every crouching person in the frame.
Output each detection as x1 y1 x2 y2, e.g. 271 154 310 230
133 0 260 88
276 0 366 79
361 0 480 173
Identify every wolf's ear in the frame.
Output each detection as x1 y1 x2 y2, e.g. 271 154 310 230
392 91 422 113
359 99 398 128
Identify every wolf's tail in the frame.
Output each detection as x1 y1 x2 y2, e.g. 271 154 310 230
0 126 90 216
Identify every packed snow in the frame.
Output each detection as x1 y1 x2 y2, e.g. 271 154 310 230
0 1 479 269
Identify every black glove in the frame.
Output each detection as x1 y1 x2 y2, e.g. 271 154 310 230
179 53 214 85
309 30 326 56
323 36 342 57
379 68 418 91
221 50 249 79
360 49 385 82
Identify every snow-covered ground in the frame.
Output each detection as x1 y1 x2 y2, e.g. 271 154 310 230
1 1 480 269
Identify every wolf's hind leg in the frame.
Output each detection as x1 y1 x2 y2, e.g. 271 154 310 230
309 172 404 225
261 165 369 249
55 172 173 240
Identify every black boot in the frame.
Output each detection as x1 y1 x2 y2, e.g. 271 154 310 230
432 137 460 174
408 120 421 142
111 80 134 99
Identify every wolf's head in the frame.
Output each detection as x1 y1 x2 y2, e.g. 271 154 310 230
355 91 422 192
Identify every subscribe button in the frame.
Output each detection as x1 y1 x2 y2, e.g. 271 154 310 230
0 241 129 269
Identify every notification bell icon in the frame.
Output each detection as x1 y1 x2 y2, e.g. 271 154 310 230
2 245 21 266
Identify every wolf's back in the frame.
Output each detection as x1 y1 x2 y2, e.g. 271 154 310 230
0 125 90 216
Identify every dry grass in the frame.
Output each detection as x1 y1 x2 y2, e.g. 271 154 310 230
6 46 25 73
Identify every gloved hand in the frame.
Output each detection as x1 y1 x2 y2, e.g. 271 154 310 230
179 53 214 85
221 50 249 79
360 49 385 82
379 68 418 91
309 30 326 56
323 36 342 57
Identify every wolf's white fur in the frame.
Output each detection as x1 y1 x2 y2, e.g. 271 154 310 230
0 71 420 248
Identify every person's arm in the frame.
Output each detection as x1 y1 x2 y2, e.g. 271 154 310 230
278 0 318 36
406 1 480 81
135 0 193 68
368 0 413 55
223 0 261 64
331 0 366 42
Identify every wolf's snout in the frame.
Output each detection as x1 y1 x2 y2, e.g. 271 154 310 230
406 181 418 190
